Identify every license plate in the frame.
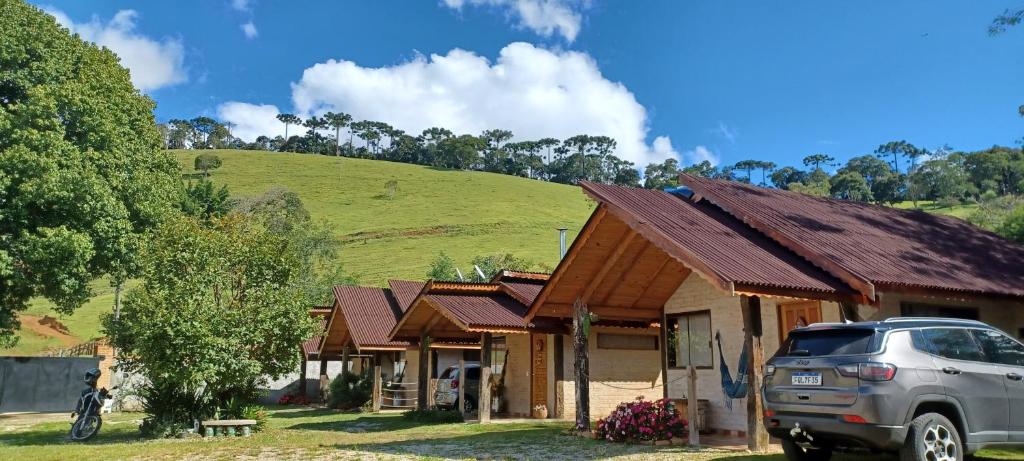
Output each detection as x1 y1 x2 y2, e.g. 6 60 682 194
791 371 822 386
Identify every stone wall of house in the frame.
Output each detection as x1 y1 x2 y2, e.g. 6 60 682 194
558 328 664 421
663 273 841 432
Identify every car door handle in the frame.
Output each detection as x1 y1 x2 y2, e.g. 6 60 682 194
1007 373 1023 381
942 367 962 375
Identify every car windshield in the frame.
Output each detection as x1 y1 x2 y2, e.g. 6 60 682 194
439 367 458 379
778 328 877 357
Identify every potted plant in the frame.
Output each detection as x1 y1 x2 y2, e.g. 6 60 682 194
532 404 548 419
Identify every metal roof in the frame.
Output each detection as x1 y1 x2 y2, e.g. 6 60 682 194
580 181 854 297
681 175 1024 300
388 279 426 313
332 285 413 350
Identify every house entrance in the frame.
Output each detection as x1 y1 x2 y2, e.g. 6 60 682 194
530 335 547 414
778 301 822 340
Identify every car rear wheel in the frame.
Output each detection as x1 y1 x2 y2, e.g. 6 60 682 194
782 438 833 461
900 413 963 461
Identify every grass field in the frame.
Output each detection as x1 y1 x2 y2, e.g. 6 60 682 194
2 408 1021 461
175 150 594 285
892 200 979 219
4 149 593 355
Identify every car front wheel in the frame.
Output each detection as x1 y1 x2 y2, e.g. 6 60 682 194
900 413 963 461
781 438 833 461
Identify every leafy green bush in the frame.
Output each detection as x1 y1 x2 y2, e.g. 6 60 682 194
241 405 269 432
138 380 210 438
328 371 372 410
402 409 465 424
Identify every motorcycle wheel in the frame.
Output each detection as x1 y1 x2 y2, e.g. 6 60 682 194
70 415 102 441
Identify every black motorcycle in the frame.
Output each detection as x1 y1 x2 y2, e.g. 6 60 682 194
70 368 115 441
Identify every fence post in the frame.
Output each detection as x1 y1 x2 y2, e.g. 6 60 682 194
372 364 382 412
688 365 699 447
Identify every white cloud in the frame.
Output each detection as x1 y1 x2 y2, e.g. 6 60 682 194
711 121 737 143
442 0 585 42
683 145 720 166
225 42 674 166
217 102 284 140
44 7 186 92
230 0 252 12
241 21 258 39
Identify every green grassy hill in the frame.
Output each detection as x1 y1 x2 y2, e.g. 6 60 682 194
5 150 593 355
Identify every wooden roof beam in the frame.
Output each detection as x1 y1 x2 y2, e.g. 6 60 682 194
579 227 637 304
527 205 608 320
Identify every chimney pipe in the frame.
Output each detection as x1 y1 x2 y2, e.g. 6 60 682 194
558 227 568 260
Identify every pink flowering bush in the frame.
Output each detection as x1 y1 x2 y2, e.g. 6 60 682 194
594 397 687 443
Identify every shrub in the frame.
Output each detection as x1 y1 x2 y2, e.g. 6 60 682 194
277 394 312 405
594 397 686 443
138 380 211 439
328 371 372 410
401 408 465 424
241 405 269 432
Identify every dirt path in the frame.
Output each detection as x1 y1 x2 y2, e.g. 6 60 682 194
17 314 79 347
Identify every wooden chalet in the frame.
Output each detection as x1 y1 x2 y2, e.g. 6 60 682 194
527 175 1024 449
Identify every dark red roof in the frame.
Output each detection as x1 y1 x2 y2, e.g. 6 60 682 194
500 281 545 305
425 292 531 330
681 175 1024 300
581 181 853 296
388 280 425 313
333 285 411 349
301 316 327 358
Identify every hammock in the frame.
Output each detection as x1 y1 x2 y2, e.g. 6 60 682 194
715 331 750 410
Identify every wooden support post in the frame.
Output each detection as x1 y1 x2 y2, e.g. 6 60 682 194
688 366 699 447
572 298 591 433
741 295 769 451
479 333 493 423
458 359 466 415
319 358 329 404
372 363 382 412
553 334 564 419
298 356 307 397
660 308 669 400
417 334 430 411
341 346 351 375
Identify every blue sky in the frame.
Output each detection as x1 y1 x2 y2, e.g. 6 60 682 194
37 1 1024 171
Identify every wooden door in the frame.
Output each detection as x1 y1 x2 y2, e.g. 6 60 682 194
530 335 547 412
778 301 822 340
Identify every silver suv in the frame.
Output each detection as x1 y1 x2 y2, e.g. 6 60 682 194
764 318 1024 461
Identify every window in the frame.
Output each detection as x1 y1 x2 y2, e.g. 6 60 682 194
490 336 508 375
666 311 712 368
971 329 1024 367
597 333 658 350
920 328 985 362
778 329 877 357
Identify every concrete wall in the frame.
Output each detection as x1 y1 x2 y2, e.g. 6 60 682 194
557 328 664 421
663 274 841 432
0 356 103 413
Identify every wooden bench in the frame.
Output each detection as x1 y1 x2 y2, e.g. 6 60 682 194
202 419 257 437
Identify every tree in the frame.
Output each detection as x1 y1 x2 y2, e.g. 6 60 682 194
802 154 836 171
756 161 776 186
830 171 873 201
990 8 1024 35
426 252 460 281
682 160 718 178
770 166 807 189
0 1 180 346
839 155 901 204
104 215 318 426
470 253 532 281
194 153 223 177
732 160 760 183
276 113 301 145
181 180 231 222
644 158 681 189
323 112 352 156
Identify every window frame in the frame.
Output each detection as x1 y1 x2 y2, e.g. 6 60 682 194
665 310 714 370
913 327 989 364
970 328 1024 367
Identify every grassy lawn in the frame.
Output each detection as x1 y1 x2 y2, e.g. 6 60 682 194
173 150 595 286
892 200 979 219
2 408 1022 461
